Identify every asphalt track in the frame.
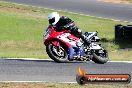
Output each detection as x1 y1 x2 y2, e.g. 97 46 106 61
1 0 132 22
0 58 132 82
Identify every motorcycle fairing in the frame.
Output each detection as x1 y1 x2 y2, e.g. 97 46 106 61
44 27 81 48
57 33 80 47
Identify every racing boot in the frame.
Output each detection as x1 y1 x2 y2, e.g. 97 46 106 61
80 34 91 46
75 28 91 46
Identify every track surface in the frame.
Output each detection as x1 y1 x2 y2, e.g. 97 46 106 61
1 0 132 22
0 59 132 82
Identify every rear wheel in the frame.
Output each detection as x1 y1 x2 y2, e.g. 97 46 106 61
46 43 68 63
92 49 109 64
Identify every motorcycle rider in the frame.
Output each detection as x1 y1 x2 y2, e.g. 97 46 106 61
47 12 91 60
48 12 91 44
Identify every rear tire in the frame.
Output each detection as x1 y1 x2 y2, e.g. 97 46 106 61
92 49 109 64
46 43 68 63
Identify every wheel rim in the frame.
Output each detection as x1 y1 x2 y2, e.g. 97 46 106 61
99 50 107 58
95 49 108 58
49 44 67 61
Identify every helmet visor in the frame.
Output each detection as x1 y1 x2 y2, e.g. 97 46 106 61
49 17 55 25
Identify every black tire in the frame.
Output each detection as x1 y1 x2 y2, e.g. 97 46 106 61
46 43 68 63
115 24 124 41
92 49 109 64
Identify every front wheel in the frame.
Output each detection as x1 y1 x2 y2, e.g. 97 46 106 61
46 43 68 63
92 49 109 64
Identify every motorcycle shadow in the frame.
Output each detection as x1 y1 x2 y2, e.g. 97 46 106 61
1 58 87 63
101 38 132 49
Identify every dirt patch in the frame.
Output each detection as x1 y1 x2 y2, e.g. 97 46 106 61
0 83 132 88
0 83 57 88
98 0 130 4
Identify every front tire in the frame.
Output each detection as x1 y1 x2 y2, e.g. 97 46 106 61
92 49 109 64
46 43 68 63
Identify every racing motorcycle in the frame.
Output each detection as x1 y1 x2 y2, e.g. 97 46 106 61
43 26 109 64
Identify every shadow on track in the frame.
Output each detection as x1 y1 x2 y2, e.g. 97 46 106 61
1 58 87 63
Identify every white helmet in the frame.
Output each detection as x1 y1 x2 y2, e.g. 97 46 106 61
48 12 60 25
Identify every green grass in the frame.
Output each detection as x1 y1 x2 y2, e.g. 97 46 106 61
0 83 132 88
125 0 132 3
0 1 132 60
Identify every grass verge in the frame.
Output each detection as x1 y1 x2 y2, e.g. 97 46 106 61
121 0 132 3
0 83 132 88
0 1 132 60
